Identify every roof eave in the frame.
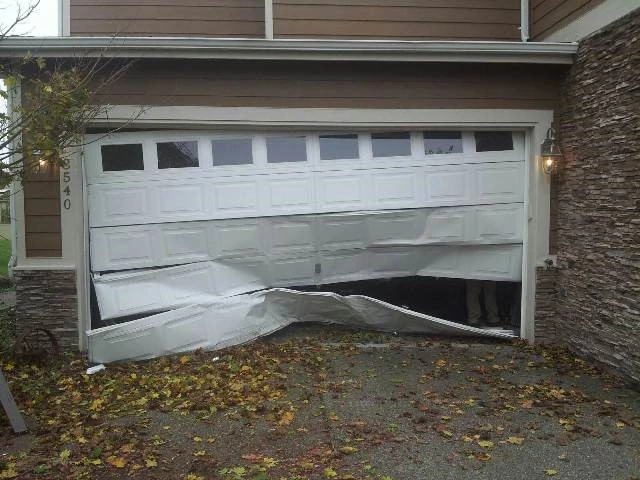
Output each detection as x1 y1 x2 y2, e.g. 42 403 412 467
0 37 578 65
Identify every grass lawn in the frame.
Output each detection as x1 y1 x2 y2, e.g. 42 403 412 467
0 238 10 276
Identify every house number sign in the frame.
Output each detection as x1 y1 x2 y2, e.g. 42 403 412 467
62 158 71 210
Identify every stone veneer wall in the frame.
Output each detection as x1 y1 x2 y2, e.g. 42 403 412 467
13 269 78 349
554 9 639 384
534 268 558 343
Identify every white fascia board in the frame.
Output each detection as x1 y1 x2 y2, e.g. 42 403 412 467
543 0 640 42
96 106 554 130
0 37 577 64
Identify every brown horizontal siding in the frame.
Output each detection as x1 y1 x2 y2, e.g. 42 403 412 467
273 0 521 40
25 216 62 233
97 60 563 110
70 0 265 37
530 0 605 39
22 167 62 258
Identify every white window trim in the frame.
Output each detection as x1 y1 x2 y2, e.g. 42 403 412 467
58 0 70 36
264 0 274 39
85 129 524 185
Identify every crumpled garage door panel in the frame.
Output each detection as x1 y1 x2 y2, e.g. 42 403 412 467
87 288 516 364
94 244 522 320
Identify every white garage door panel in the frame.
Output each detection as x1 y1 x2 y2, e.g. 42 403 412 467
213 180 259 215
157 184 207 217
476 163 524 203
425 162 525 207
90 205 524 272
270 219 315 255
266 175 315 212
95 261 269 319
316 172 369 211
88 288 517 364
89 161 524 228
94 244 523 320
372 169 422 208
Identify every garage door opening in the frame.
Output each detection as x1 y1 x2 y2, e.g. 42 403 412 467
294 277 521 331
84 127 526 362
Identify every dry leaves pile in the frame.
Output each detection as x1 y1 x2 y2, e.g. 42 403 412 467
0 331 638 480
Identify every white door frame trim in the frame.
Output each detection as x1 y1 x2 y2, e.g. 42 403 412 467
72 106 553 347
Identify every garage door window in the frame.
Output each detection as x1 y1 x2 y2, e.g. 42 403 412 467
267 136 307 163
157 141 199 169
101 144 144 171
372 132 411 158
212 138 253 166
424 131 463 155
475 131 514 152
319 134 359 160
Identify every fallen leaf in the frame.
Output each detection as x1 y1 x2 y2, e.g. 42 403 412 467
242 453 262 463
478 440 494 449
107 456 127 468
262 457 278 468
339 446 358 454
279 410 295 426
145 458 158 468
544 469 558 476
507 436 524 445
324 467 338 478
0 465 18 479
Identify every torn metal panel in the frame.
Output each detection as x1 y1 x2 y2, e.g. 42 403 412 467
90 205 524 272
87 288 516 364
94 244 523 320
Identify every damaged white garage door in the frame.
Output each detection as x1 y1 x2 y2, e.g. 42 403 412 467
86 129 525 362
88 288 516 364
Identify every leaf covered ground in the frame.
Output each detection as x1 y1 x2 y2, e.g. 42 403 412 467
1 325 639 480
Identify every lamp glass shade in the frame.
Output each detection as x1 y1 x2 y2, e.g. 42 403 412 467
542 156 556 174
541 128 562 174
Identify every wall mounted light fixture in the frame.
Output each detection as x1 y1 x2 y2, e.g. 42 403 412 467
541 126 562 174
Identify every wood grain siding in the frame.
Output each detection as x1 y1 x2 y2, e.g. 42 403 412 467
530 0 606 39
70 0 265 37
23 165 62 258
97 60 564 110
273 0 521 40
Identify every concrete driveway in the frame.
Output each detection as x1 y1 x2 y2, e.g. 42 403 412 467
1 325 639 479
